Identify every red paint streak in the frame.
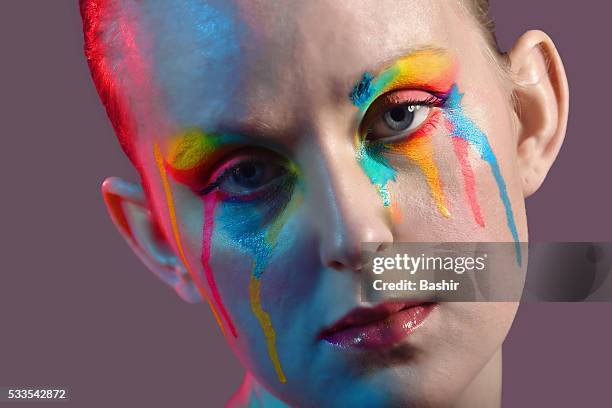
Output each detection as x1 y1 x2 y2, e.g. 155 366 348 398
202 193 238 337
452 136 485 227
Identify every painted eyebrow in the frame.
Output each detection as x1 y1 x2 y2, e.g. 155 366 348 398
349 46 456 110
163 128 244 171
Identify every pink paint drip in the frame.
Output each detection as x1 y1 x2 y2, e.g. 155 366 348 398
202 193 238 337
452 136 485 227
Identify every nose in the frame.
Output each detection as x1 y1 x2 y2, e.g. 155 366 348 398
304 134 394 272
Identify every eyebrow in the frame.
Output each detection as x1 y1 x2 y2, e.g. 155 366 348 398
349 46 457 110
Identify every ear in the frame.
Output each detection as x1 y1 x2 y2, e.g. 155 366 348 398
102 177 202 303
508 30 569 197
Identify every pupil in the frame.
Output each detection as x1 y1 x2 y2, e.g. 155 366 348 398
390 107 406 122
238 163 257 180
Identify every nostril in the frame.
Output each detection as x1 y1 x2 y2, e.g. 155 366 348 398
327 260 344 270
377 241 391 252
325 255 366 273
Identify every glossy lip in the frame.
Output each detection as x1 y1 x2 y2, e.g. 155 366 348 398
319 301 436 350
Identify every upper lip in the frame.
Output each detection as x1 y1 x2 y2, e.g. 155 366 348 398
319 300 430 338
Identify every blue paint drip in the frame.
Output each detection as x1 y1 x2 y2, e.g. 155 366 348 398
350 72 374 108
217 203 274 279
444 85 522 266
236 231 271 279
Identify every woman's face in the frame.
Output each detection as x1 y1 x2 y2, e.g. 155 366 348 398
125 0 524 406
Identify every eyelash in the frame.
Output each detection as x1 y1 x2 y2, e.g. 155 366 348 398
194 153 293 203
362 92 446 140
195 162 236 196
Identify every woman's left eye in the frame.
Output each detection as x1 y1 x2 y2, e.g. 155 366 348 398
368 103 431 142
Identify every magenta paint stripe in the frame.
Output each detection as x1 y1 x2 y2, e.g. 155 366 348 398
452 136 485 227
202 193 238 337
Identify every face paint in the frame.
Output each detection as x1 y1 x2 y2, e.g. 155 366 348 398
388 110 451 218
351 49 455 215
164 128 301 383
442 85 522 265
351 49 456 112
166 128 243 185
351 50 521 265
355 141 397 207
451 136 485 227
201 192 238 337
220 182 302 384
152 142 230 337
160 131 242 337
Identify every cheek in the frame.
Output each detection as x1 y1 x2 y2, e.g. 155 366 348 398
389 103 524 253
206 192 309 384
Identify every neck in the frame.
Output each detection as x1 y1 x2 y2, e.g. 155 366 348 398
227 348 503 408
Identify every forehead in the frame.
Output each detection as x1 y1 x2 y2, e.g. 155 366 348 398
126 0 473 135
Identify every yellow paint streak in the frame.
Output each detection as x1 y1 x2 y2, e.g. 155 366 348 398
153 142 227 336
395 136 451 218
378 49 457 96
249 275 286 383
256 190 301 383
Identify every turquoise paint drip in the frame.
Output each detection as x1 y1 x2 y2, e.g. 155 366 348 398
216 181 298 279
350 68 401 206
444 84 522 266
356 142 397 207
350 72 374 107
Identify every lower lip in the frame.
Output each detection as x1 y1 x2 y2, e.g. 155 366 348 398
321 303 436 350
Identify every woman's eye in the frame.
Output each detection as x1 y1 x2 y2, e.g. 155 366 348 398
368 103 431 142
213 158 290 198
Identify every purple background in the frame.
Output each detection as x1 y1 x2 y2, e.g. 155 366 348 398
1 1 610 406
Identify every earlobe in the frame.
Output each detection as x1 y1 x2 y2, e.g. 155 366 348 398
102 177 202 303
508 30 569 197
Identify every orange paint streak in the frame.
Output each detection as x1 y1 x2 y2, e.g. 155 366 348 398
389 200 404 224
153 142 227 337
393 134 450 218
